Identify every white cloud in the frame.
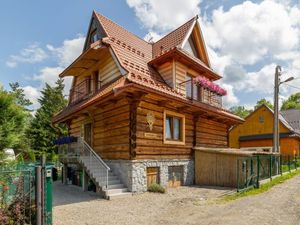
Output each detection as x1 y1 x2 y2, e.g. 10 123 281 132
23 85 41 110
222 84 239 107
6 44 48 68
21 36 85 110
127 0 201 34
47 35 85 68
203 0 300 65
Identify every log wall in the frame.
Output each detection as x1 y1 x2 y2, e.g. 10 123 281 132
135 96 229 159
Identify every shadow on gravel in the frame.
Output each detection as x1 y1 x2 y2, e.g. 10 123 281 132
53 182 104 207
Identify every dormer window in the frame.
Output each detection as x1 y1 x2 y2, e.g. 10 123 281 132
183 37 199 58
90 30 98 43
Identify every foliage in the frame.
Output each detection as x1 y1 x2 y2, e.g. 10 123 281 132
281 92 300 110
148 183 166 193
0 87 31 152
222 169 300 202
28 79 68 158
9 82 32 109
229 106 253 119
254 98 273 110
0 169 36 224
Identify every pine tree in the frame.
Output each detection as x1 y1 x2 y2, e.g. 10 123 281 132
9 82 32 109
29 79 68 156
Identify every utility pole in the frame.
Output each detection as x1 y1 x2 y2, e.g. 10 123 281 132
273 66 281 153
273 65 294 175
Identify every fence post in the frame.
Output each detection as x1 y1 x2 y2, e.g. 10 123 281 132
237 159 240 192
36 166 42 225
256 155 260 188
280 155 282 175
295 155 297 170
269 155 272 180
288 155 291 172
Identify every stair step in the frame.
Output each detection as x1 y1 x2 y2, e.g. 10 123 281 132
94 177 121 185
107 184 124 189
105 188 128 195
107 192 132 200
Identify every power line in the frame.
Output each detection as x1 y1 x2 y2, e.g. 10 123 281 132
283 83 300 90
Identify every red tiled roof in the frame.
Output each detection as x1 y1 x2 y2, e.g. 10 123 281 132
152 16 197 58
53 12 242 123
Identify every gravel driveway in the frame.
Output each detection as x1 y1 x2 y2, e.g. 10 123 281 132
53 175 300 225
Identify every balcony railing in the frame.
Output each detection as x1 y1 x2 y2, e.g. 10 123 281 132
177 79 222 108
69 78 101 105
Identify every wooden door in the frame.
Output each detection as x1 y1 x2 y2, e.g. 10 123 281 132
168 166 183 187
147 167 159 187
84 123 92 146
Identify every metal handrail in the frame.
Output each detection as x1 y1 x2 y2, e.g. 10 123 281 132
78 137 110 189
80 138 110 171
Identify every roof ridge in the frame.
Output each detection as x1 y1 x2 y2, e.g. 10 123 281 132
94 11 151 45
153 15 198 45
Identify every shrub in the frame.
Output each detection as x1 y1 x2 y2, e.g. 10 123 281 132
148 183 166 193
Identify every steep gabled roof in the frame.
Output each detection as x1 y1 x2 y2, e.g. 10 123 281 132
94 12 165 84
152 16 197 58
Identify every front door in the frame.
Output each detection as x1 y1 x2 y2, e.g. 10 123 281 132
84 123 92 146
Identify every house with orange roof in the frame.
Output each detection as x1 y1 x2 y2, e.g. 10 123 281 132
229 104 300 156
52 11 243 199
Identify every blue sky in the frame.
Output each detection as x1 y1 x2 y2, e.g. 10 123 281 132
0 0 300 110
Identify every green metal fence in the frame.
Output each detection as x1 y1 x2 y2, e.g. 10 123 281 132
0 163 53 225
237 154 300 192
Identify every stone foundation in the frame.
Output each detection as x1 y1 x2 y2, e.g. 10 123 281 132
106 159 194 193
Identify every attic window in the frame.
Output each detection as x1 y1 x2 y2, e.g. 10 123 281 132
184 37 199 58
90 30 98 43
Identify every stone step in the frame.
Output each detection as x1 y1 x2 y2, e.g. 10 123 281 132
107 192 132 200
94 177 121 185
107 184 124 189
105 188 128 195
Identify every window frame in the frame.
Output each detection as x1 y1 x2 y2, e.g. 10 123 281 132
163 110 185 145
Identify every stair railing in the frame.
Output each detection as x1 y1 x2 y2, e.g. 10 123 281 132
77 137 110 189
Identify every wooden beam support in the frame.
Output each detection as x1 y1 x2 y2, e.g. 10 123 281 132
193 114 199 147
158 100 169 107
177 106 190 112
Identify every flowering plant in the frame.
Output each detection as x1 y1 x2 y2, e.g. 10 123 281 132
193 76 227 96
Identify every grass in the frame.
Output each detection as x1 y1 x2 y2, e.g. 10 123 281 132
222 169 300 202
148 183 166 193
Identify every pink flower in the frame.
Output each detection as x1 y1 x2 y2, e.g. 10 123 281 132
193 76 227 96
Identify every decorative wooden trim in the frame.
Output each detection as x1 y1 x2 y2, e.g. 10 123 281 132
163 110 185 145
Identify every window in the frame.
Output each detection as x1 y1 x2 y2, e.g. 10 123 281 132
86 76 92 94
185 74 199 100
90 30 98 43
183 37 199 58
164 110 185 144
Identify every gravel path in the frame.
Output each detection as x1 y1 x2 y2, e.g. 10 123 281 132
53 175 300 225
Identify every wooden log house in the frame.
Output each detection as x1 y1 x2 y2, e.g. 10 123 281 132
229 104 300 156
52 11 243 197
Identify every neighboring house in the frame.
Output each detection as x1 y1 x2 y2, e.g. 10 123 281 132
229 104 300 156
52 11 242 198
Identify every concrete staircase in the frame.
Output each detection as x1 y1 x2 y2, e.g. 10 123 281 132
77 139 131 200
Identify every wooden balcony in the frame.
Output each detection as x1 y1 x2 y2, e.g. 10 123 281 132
177 79 222 108
69 78 101 105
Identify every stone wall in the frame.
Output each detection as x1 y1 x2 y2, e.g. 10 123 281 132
106 159 194 193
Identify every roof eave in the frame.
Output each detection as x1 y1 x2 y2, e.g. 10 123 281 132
148 48 221 80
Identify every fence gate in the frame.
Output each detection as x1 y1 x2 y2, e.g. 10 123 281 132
0 163 53 225
237 155 281 192
0 165 36 224
237 156 257 191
